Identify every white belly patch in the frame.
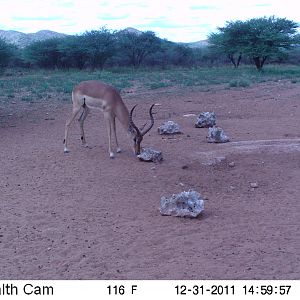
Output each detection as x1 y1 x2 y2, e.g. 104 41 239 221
82 95 108 111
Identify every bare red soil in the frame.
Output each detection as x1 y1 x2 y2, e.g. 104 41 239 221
0 81 299 279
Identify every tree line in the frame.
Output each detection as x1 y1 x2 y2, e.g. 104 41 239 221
0 16 299 72
0 28 211 71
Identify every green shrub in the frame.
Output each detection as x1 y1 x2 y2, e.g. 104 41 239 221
229 78 251 88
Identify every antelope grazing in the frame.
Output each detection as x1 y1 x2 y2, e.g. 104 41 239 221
63 80 155 158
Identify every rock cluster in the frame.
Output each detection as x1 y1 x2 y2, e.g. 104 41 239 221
160 190 204 218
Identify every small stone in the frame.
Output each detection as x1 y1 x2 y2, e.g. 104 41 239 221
250 182 259 188
228 162 235 167
158 121 182 135
195 112 216 128
183 113 197 117
215 156 226 163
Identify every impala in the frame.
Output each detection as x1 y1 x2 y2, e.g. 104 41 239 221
63 80 155 158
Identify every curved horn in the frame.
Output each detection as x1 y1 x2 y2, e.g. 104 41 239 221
141 104 155 136
129 104 141 135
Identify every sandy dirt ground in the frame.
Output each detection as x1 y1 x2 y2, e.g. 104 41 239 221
0 80 299 280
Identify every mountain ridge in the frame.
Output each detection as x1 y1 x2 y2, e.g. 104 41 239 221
0 28 208 48
0 29 68 48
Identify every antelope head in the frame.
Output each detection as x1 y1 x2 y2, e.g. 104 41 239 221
129 104 155 155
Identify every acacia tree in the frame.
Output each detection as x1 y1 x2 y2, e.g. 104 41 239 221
208 21 247 68
244 16 298 69
82 28 116 70
116 30 161 67
209 16 299 70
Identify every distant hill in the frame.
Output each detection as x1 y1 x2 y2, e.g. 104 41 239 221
0 30 68 48
185 40 209 48
121 27 209 48
177 40 209 48
0 28 208 49
121 27 143 35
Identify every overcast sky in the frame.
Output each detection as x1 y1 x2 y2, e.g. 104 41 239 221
0 0 298 42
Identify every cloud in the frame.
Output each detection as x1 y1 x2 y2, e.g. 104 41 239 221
254 3 272 7
100 14 129 21
12 16 65 21
190 5 217 10
0 0 299 42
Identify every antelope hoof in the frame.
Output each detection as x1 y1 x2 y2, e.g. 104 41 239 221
64 148 70 154
116 147 122 153
109 152 115 159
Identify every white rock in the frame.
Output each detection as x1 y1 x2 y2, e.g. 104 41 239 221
160 190 204 218
207 127 230 143
158 121 182 135
195 112 216 128
228 161 235 167
183 113 197 117
137 147 163 162
250 182 259 188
